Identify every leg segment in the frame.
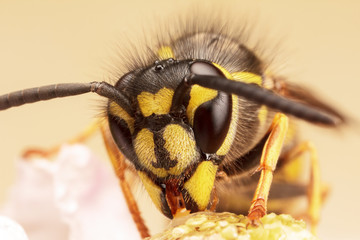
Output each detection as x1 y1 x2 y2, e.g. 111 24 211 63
247 113 289 222
281 141 326 235
100 123 150 239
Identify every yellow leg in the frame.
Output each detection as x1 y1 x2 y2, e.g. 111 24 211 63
248 113 289 223
282 141 325 235
100 123 150 239
22 119 100 159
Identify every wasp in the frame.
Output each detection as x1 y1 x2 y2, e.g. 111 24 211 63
0 15 346 238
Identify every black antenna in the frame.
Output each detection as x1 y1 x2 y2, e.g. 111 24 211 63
170 78 191 113
183 74 341 126
0 81 133 116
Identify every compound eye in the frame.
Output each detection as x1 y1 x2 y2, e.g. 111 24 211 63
108 115 134 160
190 61 223 76
190 61 232 154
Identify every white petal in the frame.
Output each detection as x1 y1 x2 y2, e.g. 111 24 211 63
53 145 140 240
1 144 140 240
1 156 69 240
0 216 28 240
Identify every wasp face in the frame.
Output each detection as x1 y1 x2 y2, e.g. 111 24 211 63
108 59 235 218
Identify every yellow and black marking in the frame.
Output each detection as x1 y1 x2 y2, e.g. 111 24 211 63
137 87 174 117
183 161 218 210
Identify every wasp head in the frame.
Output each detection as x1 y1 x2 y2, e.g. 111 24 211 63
107 59 236 218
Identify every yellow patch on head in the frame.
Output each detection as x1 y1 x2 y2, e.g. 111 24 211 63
186 63 235 127
212 63 233 79
109 101 135 133
186 86 217 126
231 72 262 86
186 62 234 127
212 63 239 156
134 128 168 178
137 87 174 117
216 94 238 156
184 161 218 211
162 124 198 175
157 46 175 60
138 171 163 213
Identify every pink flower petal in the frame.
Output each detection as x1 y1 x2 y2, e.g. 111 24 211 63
1 144 140 240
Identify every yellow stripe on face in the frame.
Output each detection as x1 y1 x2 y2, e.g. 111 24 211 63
212 63 239 156
109 101 135 133
184 161 218 210
187 63 235 127
162 124 198 176
231 72 262 86
137 87 174 117
157 46 175 60
186 86 217 126
216 93 238 156
138 171 163 213
134 128 168 177
212 63 232 79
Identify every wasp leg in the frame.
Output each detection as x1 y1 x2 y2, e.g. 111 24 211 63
281 141 328 235
247 113 289 224
22 119 100 159
209 186 219 212
100 123 150 239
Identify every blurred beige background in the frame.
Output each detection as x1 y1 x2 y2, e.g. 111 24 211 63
0 0 359 239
